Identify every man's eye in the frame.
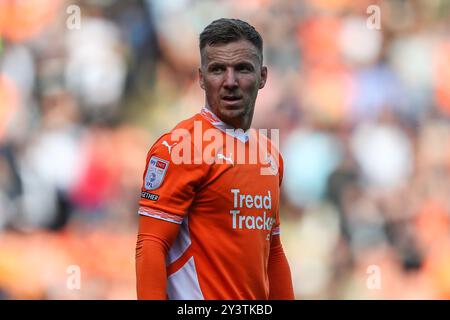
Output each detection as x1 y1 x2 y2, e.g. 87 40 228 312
210 66 224 73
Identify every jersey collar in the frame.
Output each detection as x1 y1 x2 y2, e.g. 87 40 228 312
200 106 250 143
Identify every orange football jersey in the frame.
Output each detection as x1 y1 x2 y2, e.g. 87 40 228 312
138 107 283 299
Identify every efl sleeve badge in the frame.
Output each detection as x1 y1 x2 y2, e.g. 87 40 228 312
144 156 169 190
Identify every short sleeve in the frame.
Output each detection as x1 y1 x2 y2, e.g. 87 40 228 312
138 133 207 224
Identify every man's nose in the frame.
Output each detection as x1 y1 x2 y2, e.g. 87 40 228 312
223 68 238 89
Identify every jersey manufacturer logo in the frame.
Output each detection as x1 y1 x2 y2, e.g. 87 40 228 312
162 140 177 154
145 156 169 190
216 152 234 165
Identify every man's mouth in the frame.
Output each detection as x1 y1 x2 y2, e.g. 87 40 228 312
221 95 242 102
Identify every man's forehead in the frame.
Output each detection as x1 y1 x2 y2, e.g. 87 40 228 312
202 40 261 64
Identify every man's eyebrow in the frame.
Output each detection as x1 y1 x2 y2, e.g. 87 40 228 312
207 60 255 67
206 62 225 70
207 61 225 67
235 61 255 67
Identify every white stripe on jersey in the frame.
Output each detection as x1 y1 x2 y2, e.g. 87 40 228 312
138 206 183 224
167 216 191 264
167 256 204 300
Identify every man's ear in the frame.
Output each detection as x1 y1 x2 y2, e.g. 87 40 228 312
199 67 205 90
259 66 268 89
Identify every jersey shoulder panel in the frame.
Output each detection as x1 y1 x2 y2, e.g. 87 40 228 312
139 113 210 216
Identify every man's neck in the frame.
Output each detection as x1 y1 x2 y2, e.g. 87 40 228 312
200 106 250 143
203 105 251 132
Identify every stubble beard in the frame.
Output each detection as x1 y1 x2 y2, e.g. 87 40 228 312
205 90 258 130
220 101 255 130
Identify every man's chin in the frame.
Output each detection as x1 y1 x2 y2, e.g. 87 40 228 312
217 106 250 129
220 106 246 118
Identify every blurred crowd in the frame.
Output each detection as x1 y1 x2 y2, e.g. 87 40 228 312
1 0 450 299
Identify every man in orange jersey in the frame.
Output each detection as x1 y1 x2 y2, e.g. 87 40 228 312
135 18 294 300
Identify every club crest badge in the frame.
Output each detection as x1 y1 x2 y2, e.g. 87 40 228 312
260 153 278 176
145 156 169 190
267 154 278 175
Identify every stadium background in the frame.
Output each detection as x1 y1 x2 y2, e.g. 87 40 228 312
1 0 450 299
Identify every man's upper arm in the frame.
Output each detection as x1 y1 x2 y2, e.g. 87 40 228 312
136 133 207 299
278 152 284 187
